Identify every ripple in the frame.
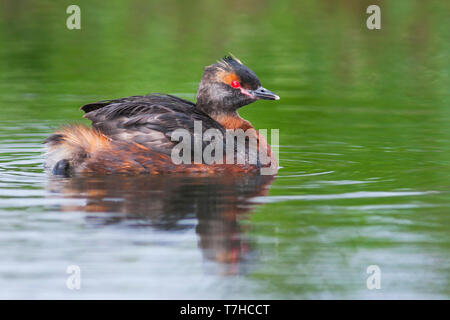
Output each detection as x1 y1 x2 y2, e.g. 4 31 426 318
344 203 440 210
252 191 438 203
280 171 334 178
317 180 377 185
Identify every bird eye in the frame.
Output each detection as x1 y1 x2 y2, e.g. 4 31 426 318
230 80 240 88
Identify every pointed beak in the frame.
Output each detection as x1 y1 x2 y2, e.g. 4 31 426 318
250 86 280 100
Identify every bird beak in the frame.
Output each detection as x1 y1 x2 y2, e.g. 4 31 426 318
250 86 280 100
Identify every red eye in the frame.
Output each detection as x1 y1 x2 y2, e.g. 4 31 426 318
230 80 240 88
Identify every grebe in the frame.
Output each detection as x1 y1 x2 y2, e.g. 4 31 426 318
44 56 279 175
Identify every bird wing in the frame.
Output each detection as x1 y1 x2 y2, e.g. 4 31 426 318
81 94 225 155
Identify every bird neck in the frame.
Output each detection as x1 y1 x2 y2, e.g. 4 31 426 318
195 89 253 130
209 111 254 131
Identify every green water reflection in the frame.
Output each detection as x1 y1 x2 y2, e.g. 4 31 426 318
0 0 448 298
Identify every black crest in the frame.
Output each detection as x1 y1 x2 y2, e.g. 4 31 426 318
218 55 243 71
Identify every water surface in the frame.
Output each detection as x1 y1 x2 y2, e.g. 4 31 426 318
0 0 449 299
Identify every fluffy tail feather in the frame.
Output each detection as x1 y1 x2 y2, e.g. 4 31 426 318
44 125 110 175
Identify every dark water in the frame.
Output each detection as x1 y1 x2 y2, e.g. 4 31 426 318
0 0 449 299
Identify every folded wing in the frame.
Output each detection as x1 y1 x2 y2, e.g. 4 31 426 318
81 94 225 155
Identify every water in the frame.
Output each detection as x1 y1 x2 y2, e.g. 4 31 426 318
0 0 449 299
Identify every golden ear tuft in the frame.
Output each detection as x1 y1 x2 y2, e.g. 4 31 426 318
226 53 243 65
222 72 240 84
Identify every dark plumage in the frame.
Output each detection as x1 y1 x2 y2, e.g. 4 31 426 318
44 55 279 175
80 94 225 156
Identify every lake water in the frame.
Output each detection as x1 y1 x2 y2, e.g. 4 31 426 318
0 0 449 299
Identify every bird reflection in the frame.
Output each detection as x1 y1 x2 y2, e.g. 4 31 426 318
47 173 274 273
